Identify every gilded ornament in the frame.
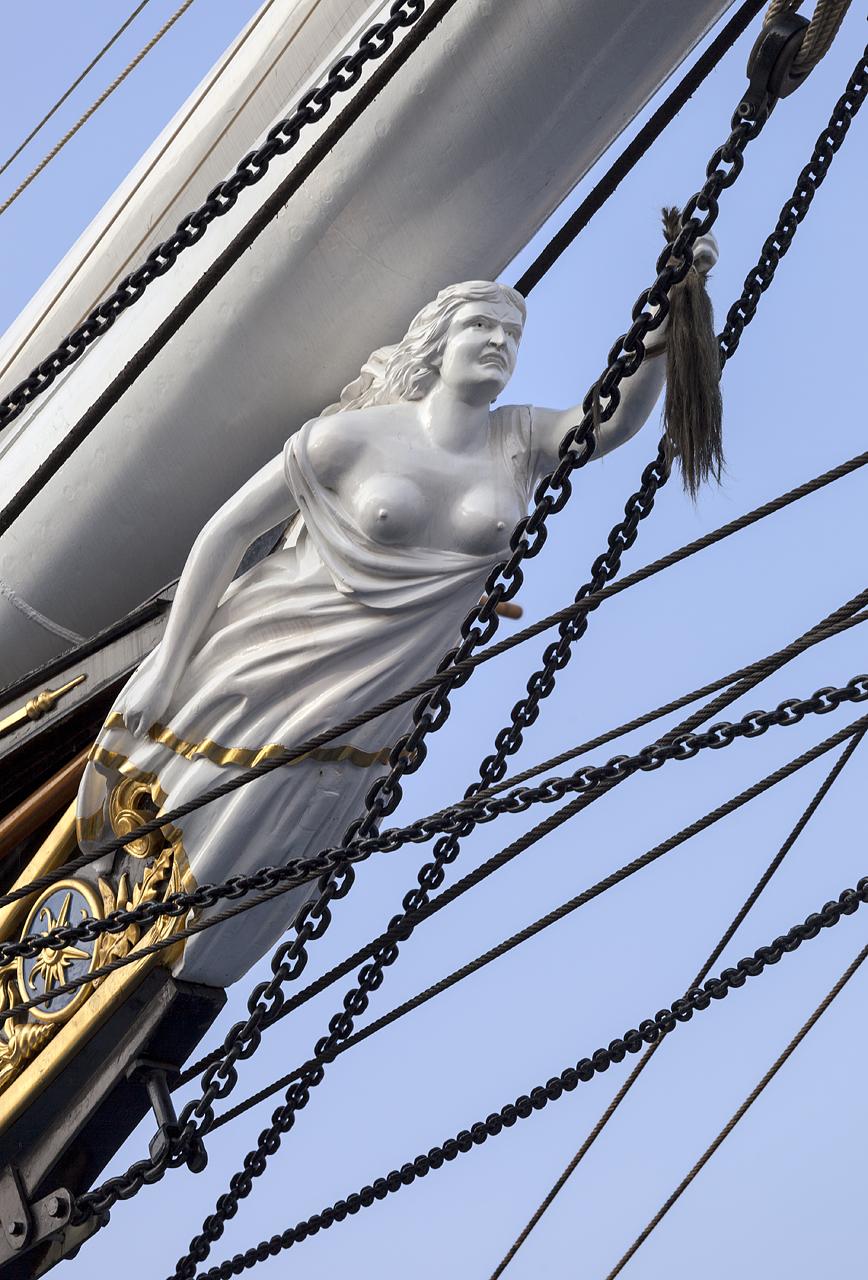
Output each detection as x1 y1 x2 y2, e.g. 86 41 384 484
108 776 163 858
15 880 101 1025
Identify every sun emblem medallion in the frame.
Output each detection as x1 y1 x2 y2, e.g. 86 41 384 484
16 880 102 1025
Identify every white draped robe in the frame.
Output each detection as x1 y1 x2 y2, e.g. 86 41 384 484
76 406 535 987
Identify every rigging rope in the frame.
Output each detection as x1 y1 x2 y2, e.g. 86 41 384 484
178 597 868 1088
0 0 154 182
9 592 866 978
602 935 867 1279
5 438 865 919
72 680 868 1224
0 0 457 473
208 723 867 1134
0 0 199 218
5 671 866 1022
478 597 868 801
194 868 868 1279
764 0 853 76
489 727 865 1277
513 0 766 295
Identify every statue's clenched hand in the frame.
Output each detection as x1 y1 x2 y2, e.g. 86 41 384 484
693 230 719 275
117 655 176 739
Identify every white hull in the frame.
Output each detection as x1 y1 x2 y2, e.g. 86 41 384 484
0 0 734 682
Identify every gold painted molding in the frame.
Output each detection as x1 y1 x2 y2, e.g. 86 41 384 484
0 800 79 942
0 804 187 1137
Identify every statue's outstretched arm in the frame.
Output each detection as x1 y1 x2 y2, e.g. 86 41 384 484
531 329 668 472
119 453 296 737
530 231 719 474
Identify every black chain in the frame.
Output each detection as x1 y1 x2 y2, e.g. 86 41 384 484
197 867 868 1278
13 42 868 970
73 111 764 1266
63 94 762 1248
56 35 868 1233
0 0 428 433
12 673 868 1024
719 44 868 364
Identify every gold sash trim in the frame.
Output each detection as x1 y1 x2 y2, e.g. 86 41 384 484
101 713 392 771
76 726 392 846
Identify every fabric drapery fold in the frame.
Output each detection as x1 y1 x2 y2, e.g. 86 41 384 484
76 406 534 986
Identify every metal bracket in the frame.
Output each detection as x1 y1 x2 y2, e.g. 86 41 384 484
738 12 811 121
0 1167 71 1268
127 1058 207 1174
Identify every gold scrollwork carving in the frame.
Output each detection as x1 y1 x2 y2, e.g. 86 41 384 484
0 968 53 1090
108 776 163 859
0 835 189 1097
93 840 184 970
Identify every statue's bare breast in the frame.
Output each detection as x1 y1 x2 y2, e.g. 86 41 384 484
305 404 525 557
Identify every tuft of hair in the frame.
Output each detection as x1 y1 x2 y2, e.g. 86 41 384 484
660 206 723 499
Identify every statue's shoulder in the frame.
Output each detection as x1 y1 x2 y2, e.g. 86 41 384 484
492 402 533 451
296 404 403 485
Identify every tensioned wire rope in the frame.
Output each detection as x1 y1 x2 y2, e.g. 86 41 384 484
175 594 868 1088
601 947 868 1278
0 0 201 218
35 8 861 1248
484 34 868 1261
0 0 766 442
71 677 868 1228
4 441 867 918
6 21 863 916
8 582 867 982
487 727 866 1278
206 726 866 1134
0 0 154 181
194 866 868 1279
5 663 867 1024
0 0 321 389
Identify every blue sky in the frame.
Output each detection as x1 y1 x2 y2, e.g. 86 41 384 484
1 4 867 1278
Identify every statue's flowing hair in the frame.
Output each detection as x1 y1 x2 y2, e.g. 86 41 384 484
321 280 527 416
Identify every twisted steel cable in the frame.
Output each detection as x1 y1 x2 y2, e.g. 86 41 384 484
209 722 867 1134
0 0 154 182
0 0 200 218
195 870 868 1279
602 935 868 1279
489 728 865 1278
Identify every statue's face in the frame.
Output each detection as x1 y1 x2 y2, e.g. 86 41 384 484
438 300 523 402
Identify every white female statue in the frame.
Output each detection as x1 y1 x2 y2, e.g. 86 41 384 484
76 268 714 989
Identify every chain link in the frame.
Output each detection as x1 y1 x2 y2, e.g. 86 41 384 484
8 672 867 1023
62 41 868 1240
0 0 427 433
72 104 766 1256
198 863 868 1278
720 45 867 363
